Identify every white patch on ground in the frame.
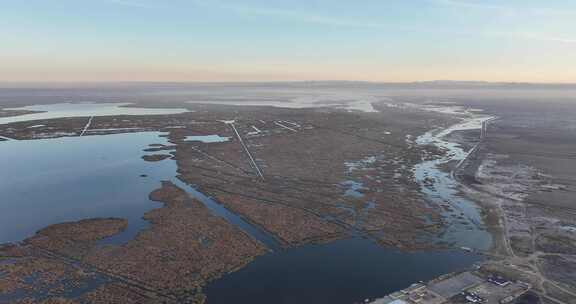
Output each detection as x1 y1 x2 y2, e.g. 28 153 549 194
345 156 379 173
540 184 566 191
274 121 298 132
382 102 478 116
474 154 544 238
476 155 539 202
189 94 378 112
418 116 493 146
280 120 301 128
560 225 576 233
32 132 77 139
86 128 146 132
247 126 262 136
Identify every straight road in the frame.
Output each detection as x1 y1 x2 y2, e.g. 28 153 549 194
227 121 264 180
79 116 94 136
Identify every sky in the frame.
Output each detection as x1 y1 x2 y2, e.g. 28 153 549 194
1 0 575 83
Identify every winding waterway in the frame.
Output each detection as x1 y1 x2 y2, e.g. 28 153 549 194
0 102 488 304
413 115 494 250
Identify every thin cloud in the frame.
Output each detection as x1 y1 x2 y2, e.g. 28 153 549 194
104 0 576 45
104 0 375 28
429 0 576 17
474 30 576 45
518 34 576 44
189 0 387 28
193 0 576 44
431 0 506 11
104 0 164 9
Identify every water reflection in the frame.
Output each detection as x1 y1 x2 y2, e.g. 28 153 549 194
413 117 493 250
205 237 481 304
0 132 175 243
0 104 484 303
0 102 188 125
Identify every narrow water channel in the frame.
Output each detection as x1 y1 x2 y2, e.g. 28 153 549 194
171 178 282 251
203 116 493 303
413 116 494 250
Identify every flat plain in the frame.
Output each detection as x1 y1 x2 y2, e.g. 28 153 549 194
1 83 575 304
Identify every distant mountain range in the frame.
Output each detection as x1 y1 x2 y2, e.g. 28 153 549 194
410 80 576 87
297 80 576 88
1 80 575 89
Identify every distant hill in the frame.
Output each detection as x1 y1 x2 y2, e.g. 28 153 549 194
409 80 576 88
265 80 576 89
1 80 575 89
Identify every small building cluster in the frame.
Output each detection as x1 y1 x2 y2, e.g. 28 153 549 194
370 271 530 304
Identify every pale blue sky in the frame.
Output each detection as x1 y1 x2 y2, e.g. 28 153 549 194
1 0 575 82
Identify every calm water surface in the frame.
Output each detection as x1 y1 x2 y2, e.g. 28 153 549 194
205 237 481 304
0 104 484 303
413 116 493 250
0 102 188 125
184 135 230 143
0 132 175 243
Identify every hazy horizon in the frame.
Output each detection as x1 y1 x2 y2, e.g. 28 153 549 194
2 1 575 83
1 80 576 86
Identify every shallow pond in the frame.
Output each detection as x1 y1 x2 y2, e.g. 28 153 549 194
184 134 230 143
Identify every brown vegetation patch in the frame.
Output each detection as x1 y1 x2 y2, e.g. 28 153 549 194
213 192 344 245
1 182 266 303
141 154 171 162
25 218 127 259
83 181 267 299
